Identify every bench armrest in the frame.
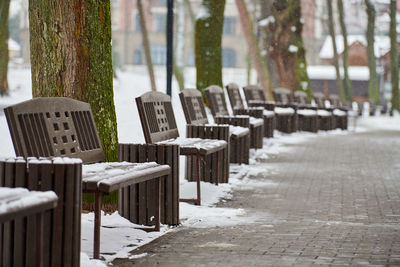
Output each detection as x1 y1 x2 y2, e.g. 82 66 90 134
186 124 229 142
233 108 263 119
215 116 250 128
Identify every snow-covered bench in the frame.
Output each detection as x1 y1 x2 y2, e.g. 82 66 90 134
4 97 171 259
313 92 337 130
243 85 296 133
225 83 275 138
328 94 349 130
205 85 264 149
179 88 249 166
0 187 58 267
136 91 228 206
293 91 319 132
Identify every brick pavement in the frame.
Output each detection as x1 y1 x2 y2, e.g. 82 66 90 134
112 130 400 266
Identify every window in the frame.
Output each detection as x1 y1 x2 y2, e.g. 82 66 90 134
158 0 167 6
223 17 236 35
151 45 166 65
133 49 142 65
154 13 167 32
222 48 236 68
134 13 141 32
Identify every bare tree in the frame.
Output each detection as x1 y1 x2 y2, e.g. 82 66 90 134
0 0 10 96
195 0 225 101
327 0 345 101
389 0 399 114
236 0 272 98
365 0 379 104
138 0 157 91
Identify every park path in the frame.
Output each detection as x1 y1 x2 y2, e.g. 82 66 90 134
112 129 400 266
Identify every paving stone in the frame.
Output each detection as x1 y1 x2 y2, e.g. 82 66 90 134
112 130 400 266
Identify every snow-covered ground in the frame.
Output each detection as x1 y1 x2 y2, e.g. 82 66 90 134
1 67 399 266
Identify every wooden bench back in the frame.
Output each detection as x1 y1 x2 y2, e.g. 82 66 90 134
179 89 209 125
205 85 230 117
243 84 266 103
329 94 341 107
136 91 179 143
294 91 309 105
4 97 105 163
273 87 292 104
225 83 245 110
313 92 326 108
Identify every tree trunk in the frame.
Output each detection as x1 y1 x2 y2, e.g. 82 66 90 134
261 0 312 100
365 0 379 104
327 0 345 101
0 0 10 96
174 0 185 91
195 0 225 101
183 0 195 25
138 0 157 92
29 0 118 162
236 0 272 99
338 0 352 102
390 0 399 114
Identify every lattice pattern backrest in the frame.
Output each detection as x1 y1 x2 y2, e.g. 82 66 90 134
294 91 308 105
4 97 105 163
329 94 341 107
243 85 266 103
179 89 209 125
136 91 179 143
205 85 230 117
313 92 326 108
225 83 244 110
273 88 291 104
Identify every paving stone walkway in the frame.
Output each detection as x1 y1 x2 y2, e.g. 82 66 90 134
112 129 400 266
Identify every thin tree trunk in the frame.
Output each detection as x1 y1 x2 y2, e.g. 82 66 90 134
327 0 345 101
236 0 272 99
29 0 118 162
390 0 399 114
195 0 225 101
338 0 352 102
174 0 185 91
365 0 379 104
0 0 10 96
137 0 157 91
183 0 195 25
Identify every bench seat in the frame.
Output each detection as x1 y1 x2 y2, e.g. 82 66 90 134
82 162 171 193
157 137 227 156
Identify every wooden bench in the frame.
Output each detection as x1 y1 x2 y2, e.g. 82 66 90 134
205 85 264 149
293 91 319 133
243 85 296 133
136 91 228 205
179 88 249 165
4 97 171 259
225 83 275 138
328 94 348 130
0 187 58 267
272 88 299 132
313 92 336 130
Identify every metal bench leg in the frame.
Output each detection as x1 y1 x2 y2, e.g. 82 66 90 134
36 213 43 267
94 192 102 259
196 155 201 205
155 177 161 231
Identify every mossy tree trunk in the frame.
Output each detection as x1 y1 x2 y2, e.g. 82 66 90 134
0 0 11 96
365 0 379 104
236 0 272 99
390 0 399 114
174 0 185 91
138 0 157 91
262 0 312 101
195 0 225 101
327 0 345 101
29 0 118 162
338 0 352 102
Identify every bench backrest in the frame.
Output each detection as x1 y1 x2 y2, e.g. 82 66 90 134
313 92 326 108
329 94 341 107
225 83 245 110
179 89 209 125
205 85 230 117
273 87 292 104
136 91 179 143
294 91 309 105
243 84 266 103
4 97 105 163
